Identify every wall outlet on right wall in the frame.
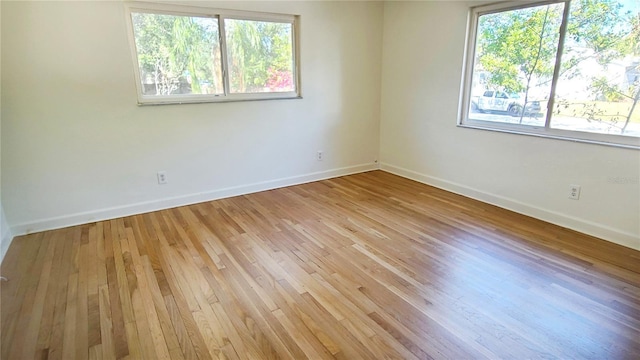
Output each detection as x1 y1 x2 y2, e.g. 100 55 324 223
569 185 581 200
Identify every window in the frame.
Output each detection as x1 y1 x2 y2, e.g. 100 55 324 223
125 3 300 105
460 0 640 149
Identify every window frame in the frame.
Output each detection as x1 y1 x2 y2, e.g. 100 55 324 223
458 0 640 149
124 2 301 105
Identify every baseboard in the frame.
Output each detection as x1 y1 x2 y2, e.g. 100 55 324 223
380 163 640 251
11 163 379 237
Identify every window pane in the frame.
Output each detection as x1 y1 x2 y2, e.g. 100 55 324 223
131 12 223 96
551 0 640 137
468 3 564 126
225 19 294 94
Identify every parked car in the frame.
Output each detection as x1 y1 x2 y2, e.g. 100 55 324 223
471 90 541 116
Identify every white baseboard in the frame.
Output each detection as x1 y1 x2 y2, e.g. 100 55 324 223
11 162 637 252
380 163 640 251
11 163 379 237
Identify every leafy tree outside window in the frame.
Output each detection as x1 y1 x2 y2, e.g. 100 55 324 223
126 4 300 104
461 0 640 148
132 13 222 96
225 19 294 94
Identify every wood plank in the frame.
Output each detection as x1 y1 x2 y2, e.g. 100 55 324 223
44 229 77 360
16 232 57 359
98 284 116 360
121 236 160 360
62 272 79 360
75 241 90 360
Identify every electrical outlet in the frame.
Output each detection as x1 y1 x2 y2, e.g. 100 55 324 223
317 151 323 161
569 184 581 200
157 171 168 185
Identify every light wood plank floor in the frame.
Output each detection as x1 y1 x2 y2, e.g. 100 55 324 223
2 171 639 359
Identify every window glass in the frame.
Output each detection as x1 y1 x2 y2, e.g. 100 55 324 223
461 0 640 147
225 19 295 94
468 2 564 127
131 12 223 96
550 0 640 137
126 4 300 104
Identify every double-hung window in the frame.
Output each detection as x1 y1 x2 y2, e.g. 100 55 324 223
459 0 640 148
125 2 300 105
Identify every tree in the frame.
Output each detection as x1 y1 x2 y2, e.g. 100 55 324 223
132 13 294 96
475 0 638 132
477 3 563 123
132 13 221 95
580 77 639 133
558 0 637 133
225 19 293 93
565 0 628 67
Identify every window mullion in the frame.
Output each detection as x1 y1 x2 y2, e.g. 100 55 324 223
218 16 231 97
545 0 571 129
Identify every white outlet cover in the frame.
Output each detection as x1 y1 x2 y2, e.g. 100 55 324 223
157 171 168 184
569 185 581 200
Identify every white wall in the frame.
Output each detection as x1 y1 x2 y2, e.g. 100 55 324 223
1 206 11 262
380 1 640 250
1 0 383 236
0 1 10 264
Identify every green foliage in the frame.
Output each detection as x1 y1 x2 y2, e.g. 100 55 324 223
566 0 629 65
476 0 639 133
476 0 632 91
132 13 220 95
563 0 638 133
225 19 293 93
558 0 631 85
477 3 563 93
132 13 294 95
630 14 640 55
589 76 629 102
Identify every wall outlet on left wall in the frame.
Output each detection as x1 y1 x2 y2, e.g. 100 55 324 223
157 171 168 185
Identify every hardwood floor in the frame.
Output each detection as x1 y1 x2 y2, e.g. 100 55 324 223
1 170 639 359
